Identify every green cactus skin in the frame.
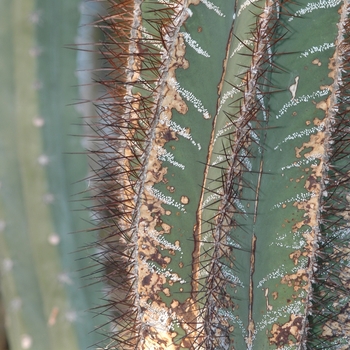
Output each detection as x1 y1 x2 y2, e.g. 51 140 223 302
0 0 106 349
89 0 350 348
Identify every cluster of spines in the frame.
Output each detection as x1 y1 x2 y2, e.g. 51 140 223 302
307 3 350 348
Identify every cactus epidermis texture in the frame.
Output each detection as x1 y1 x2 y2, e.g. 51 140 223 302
90 0 350 348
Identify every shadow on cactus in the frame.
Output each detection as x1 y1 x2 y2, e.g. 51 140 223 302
84 0 350 348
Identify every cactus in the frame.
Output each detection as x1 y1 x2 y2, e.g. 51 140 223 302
89 0 350 349
0 0 106 349
0 0 349 348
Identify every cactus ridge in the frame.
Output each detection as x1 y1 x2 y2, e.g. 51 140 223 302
86 0 350 348
306 5 350 347
87 0 196 347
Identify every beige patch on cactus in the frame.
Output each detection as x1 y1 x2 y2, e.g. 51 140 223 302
167 185 175 193
269 314 303 347
316 100 328 111
327 54 337 80
294 132 325 166
281 269 308 292
163 288 171 297
338 210 350 220
289 250 301 265
289 76 299 100
312 58 322 66
180 195 189 204
141 310 178 350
